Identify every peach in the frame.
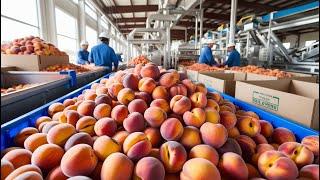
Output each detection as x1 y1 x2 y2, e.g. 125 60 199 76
138 77 157 94
128 99 148 114
4 164 42 180
170 95 192 115
52 111 65 122
206 99 220 112
2 149 32 168
64 110 80 127
149 148 161 160
160 141 187 173
46 166 68 180
190 92 207 108
152 86 169 100
84 92 97 101
228 127 240 138
77 100 96 116
47 123 76 146
144 127 162 148
61 144 98 177
219 111 237 130
220 102 236 113
189 144 219 165
140 63 160 80
299 164 319 180
160 118 184 141
95 94 112 105
76 116 97 136
64 104 78 112
169 84 188 98
123 112 145 133
117 88 135 105
207 92 223 104
204 107 220 124
253 134 268 144
135 91 152 104
93 136 121 161
48 102 65 117
195 83 207 94
200 122 228 148
63 98 76 107
41 121 60 134
111 105 129 125
31 144 64 172
23 133 47 152
150 99 170 113
134 63 143 75
107 83 124 99
14 127 38 147
180 126 201 149
96 86 109 96
113 71 126 83
89 161 102 180
35 116 52 129
217 138 242 156
237 116 261 137
180 158 221 180
259 120 274 138
183 108 206 128
8 170 42 180
279 142 314 167
236 135 257 162
90 83 100 90
181 79 196 96
272 127 296 144
123 132 152 161
258 150 298 180
1 159 14 180
244 111 260 119
144 107 167 127
271 143 280 150
134 157 165 180
94 117 117 137
64 132 94 151
101 152 134 180
219 152 248 180
246 163 261 179
93 103 111 120
38 121 49 132
123 73 139 90
159 72 178 88
301 135 319 156
112 131 130 148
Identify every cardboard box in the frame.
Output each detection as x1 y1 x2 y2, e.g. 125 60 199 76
186 69 224 82
1 54 69 71
235 80 319 130
246 72 317 83
198 72 246 96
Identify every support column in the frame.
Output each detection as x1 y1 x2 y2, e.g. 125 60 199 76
38 0 57 45
195 15 198 49
199 0 203 48
78 0 86 42
229 0 237 44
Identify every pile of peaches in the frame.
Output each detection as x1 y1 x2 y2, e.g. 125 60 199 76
1 63 319 180
41 64 90 73
129 55 150 65
1 36 67 56
229 65 293 78
186 63 224 72
178 59 196 67
1 83 42 95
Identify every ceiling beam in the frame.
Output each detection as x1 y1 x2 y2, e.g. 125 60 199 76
203 12 230 21
176 21 218 29
119 24 146 29
105 5 158 14
203 0 279 12
115 17 147 23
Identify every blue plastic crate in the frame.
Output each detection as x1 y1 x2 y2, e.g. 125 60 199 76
1 75 318 150
1 74 111 150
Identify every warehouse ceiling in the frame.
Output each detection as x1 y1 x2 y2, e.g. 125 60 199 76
91 0 318 40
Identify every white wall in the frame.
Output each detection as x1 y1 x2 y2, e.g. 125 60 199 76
282 31 319 48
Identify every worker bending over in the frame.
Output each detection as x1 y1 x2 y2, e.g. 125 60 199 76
77 41 90 65
199 39 217 66
223 43 240 67
89 32 118 73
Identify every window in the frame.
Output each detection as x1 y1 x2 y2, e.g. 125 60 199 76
101 20 108 31
282 43 290 49
55 7 78 62
305 40 316 47
1 0 39 42
72 0 78 4
86 26 98 51
85 3 97 20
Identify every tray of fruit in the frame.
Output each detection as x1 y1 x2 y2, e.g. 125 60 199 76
129 55 150 65
41 64 90 74
1 64 318 180
186 63 224 71
228 65 293 78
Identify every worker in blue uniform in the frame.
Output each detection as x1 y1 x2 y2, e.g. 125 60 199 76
199 39 217 66
76 40 90 65
89 32 118 73
223 43 240 67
